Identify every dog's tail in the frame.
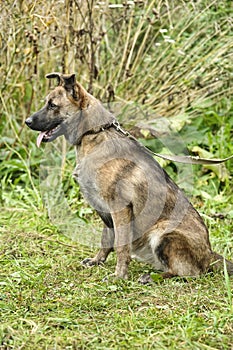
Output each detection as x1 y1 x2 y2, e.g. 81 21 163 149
210 252 233 275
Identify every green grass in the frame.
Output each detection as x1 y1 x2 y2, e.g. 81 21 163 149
0 205 232 350
1 1 233 348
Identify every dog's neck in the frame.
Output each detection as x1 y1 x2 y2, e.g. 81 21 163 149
64 99 116 146
75 128 111 160
76 121 115 144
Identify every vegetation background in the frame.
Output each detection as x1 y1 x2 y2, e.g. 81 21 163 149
0 0 232 349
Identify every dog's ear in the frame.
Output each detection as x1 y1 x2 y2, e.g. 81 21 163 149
46 72 63 86
62 73 76 90
62 74 78 100
62 74 89 109
46 72 75 89
46 72 89 109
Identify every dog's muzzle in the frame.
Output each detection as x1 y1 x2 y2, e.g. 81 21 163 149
25 117 33 127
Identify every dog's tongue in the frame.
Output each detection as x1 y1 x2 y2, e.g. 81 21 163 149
37 131 47 148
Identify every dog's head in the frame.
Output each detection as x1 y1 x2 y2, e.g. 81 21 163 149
25 73 114 146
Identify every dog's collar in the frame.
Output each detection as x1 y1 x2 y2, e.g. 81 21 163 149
111 120 130 137
79 120 129 144
98 120 130 137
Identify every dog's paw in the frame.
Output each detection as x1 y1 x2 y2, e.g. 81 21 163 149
138 273 153 285
81 258 100 267
102 272 128 282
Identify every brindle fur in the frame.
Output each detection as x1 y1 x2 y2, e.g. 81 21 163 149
25 73 233 281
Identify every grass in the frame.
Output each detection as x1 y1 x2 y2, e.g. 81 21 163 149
0 200 233 349
1 1 233 348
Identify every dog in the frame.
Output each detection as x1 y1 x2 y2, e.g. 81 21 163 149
25 72 233 281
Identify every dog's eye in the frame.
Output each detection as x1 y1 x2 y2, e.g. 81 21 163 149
49 102 57 110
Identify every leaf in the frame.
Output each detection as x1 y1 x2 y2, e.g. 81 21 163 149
200 191 212 200
227 210 233 218
170 114 190 132
150 272 163 283
192 146 229 181
140 129 151 139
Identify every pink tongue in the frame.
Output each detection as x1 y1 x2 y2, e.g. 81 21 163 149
37 131 47 148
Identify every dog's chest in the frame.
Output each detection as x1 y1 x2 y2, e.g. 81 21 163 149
73 159 109 213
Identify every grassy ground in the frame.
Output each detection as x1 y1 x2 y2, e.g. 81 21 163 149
0 203 232 349
1 1 233 348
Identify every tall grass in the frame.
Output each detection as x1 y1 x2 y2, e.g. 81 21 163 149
1 1 232 122
0 0 232 209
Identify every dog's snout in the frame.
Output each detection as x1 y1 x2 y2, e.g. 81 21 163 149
25 117 33 127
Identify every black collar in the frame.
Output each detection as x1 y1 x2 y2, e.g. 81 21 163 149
79 120 130 144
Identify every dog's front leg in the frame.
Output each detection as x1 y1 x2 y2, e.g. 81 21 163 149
112 207 132 280
82 226 114 266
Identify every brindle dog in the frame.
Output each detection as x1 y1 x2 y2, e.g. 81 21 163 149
25 73 233 281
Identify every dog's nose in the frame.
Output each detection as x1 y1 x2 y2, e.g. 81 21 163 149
25 117 33 126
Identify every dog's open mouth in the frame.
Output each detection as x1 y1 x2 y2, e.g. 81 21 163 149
37 125 64 147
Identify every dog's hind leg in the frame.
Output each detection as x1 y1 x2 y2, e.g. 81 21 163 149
82 226 114 266
155 232 211 277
